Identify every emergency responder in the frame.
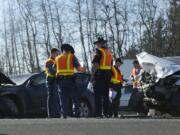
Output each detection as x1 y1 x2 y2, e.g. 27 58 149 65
45 48 60 118
129 60 143 114
109 58 123 118
131 60 142 89
55 44 85 118
92 37 112 118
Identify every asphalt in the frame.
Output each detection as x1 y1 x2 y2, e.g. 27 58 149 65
0 118 180 135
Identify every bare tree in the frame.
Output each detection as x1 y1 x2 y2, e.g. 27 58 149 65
77 0 90 72
2 7 12 74
8 1 21 74
0 0 178 75
41 0 51 57
18 0 41 72
92 0 98 38
138 0 157 54
101 4 116 58
85 0 94 61
54 1 64 49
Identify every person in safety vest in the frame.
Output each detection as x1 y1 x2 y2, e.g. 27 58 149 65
92 37 113 118
109 58 123 118
45 48 60 118
131 60 142 89
55 44 86 118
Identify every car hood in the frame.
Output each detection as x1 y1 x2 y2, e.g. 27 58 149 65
136 52 180 80
0 72 16 86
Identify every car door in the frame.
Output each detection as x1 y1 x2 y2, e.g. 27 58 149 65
120 85 133 108
25 72 47 113
75 73 91 94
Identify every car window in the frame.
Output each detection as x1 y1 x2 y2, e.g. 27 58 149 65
122 85 133 94
31 73 46 86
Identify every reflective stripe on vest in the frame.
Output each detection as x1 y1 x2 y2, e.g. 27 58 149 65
98 48 112 70
132 67 141 88
111 66 123 84
56 53 74 76
45 58 55 77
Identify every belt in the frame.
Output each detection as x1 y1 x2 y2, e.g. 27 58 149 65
57 75 75 80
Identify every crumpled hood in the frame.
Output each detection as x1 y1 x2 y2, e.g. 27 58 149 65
136 52 180 80
0 72 16 86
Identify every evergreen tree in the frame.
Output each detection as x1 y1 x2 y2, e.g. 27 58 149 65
167 0 180 56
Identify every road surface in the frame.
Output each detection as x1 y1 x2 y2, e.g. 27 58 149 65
0 118 180 135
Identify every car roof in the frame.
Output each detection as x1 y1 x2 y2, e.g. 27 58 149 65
10 73 37 85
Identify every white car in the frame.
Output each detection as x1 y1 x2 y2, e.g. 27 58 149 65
119 82 134 110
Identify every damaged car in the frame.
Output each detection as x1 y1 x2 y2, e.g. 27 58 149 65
131 52 180 116
0 72 94 118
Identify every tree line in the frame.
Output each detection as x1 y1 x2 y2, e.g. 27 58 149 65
0 0 179 75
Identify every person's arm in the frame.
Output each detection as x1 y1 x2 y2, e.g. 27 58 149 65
92 49 102 66
46 61 56 75
74 56 86 72
130 68 135 81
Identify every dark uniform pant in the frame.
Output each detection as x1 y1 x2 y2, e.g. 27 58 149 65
57 76 80 118
93 70 111 117
46 77 61 118
109 84 122 117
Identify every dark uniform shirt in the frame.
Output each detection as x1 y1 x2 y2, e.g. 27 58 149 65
73 56 80 69
46 57 56 77
92 48 102 65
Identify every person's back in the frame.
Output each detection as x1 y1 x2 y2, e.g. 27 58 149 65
92 37 112 118
55 44 85 118
45 48 60 118
109 58 123 118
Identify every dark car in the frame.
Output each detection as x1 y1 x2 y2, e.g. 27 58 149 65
0 72 95 118
133 52 180 116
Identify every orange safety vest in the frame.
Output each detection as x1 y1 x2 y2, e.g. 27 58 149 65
45 58 55 77
111 66 123 84
56 53 74 76
132 67 141 88
132 67 141 78
98 48 112 70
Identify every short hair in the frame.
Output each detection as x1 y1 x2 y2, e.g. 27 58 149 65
133 60 139 65
115 58 123 64
61 44 75 53
51 48 59 54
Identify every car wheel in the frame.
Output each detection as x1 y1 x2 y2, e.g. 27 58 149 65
79 100 91 118
1 97 19 117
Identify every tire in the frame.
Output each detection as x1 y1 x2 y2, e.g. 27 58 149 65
79 100 92 118
1 97 19 118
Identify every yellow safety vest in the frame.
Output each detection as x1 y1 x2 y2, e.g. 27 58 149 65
111 66 123 84
56 53 74 76
98 48 112 70
45 58 55 77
